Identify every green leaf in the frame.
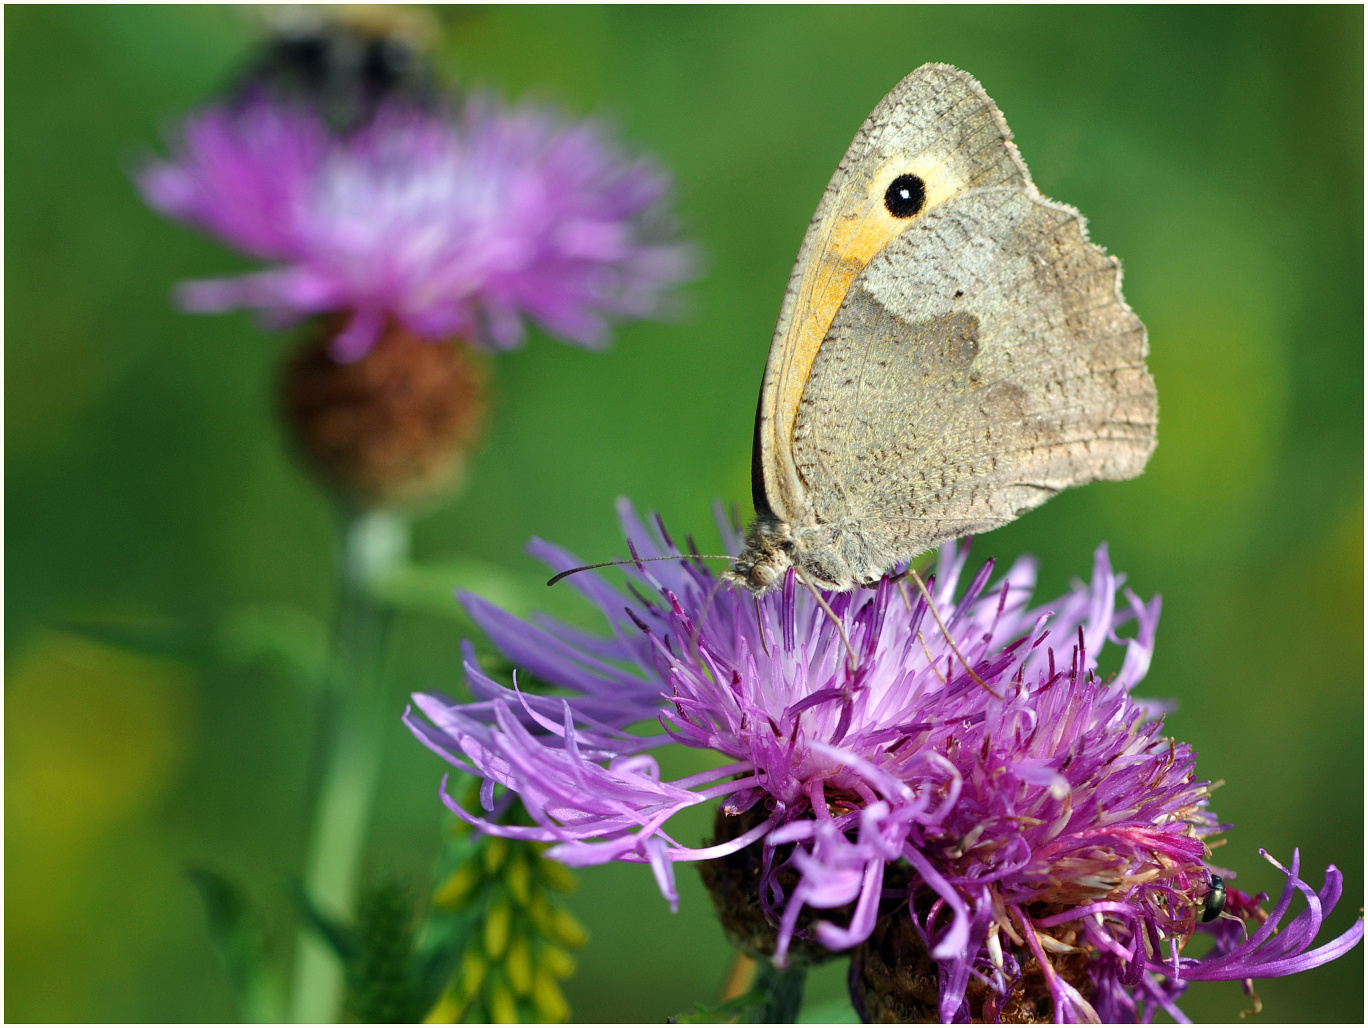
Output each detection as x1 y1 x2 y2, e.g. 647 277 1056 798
669 989 765 1024
368 555 593 625
58 603 330 692
289 880 358 963
214 604 330 690
186 866 285 1024
58 618 212 663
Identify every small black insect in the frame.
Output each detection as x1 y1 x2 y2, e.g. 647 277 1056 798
1201 874 1226 923
884 173 927 218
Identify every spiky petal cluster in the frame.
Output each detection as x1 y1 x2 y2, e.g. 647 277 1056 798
138 94 695 360
406 500 1362 1021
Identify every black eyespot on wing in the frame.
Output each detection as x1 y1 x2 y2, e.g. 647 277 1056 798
884 174 926 218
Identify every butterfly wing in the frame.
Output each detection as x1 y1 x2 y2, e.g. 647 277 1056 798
755 64 1032 526
789 186 1155 566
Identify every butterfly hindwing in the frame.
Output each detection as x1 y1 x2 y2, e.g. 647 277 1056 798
790 187 1155 569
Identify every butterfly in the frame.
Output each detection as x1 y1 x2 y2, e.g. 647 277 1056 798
729 64 1157 594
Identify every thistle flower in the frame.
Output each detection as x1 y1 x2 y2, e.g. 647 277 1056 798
138 92 696 361
139 64 694 507
407 500 1361 1021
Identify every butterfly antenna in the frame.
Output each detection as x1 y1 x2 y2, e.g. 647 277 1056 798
547 554 731 587
906 567 1000 699
686 573 729 661
796 569 858 676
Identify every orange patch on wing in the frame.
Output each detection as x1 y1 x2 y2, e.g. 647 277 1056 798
769 156 965 477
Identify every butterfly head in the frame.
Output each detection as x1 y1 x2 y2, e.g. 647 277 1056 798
729 515 879 595
726 514 795 594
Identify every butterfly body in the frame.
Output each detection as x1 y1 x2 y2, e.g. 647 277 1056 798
730 65 1156 593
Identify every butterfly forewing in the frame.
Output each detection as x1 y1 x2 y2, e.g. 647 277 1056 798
758 64 1032 525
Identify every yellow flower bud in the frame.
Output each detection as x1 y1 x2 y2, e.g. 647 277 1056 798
460 950 486 1001
432 861 482 909
484 835 510 874
528 893 552 933
484 900 511 958
532 967 571 1023
540 945 577 979
547 906 588 949
505 852 532 906
423 987 463 1024
490 982 519 1024
505 935 533 995
537 857 578 894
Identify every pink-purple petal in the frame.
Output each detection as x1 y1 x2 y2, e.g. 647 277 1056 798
405 503 1361 1019
139 95 696 357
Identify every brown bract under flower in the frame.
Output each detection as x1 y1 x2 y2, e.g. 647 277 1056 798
850 899 1093 1025
704 802 1096 1023
281 315 489 509
699 803 853 968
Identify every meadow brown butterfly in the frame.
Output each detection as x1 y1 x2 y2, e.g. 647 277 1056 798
729 64 1157 594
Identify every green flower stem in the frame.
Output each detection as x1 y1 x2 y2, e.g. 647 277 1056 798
756 962 807 1024
289 510 407 1023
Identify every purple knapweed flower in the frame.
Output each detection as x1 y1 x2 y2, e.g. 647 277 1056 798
138 93 696 361
406 500 1362 1022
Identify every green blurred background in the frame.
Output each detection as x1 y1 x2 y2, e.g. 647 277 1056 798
6 5 1363 1022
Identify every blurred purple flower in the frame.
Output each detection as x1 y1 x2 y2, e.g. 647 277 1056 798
138 95 696 360
406 500 1362 1021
